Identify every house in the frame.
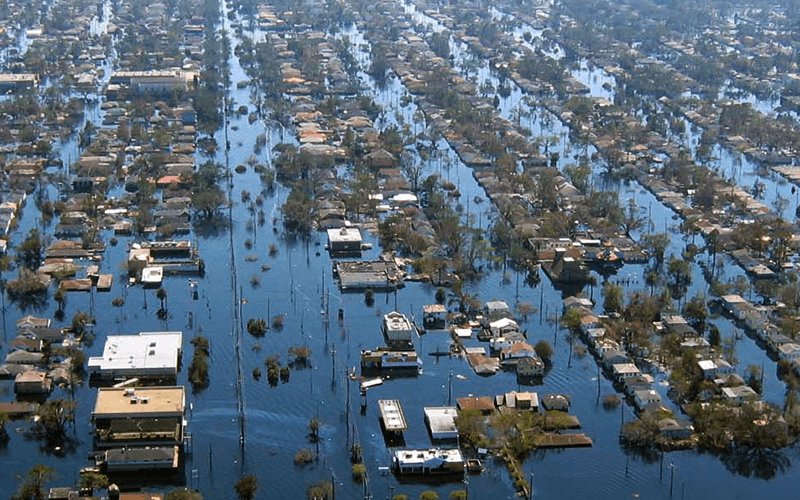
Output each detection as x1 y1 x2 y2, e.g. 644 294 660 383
585 328 605 347
5 350 44 365
721 385 759 404
579 314 601 333
680 337 710 354
92 386 186 448
612 363 641 382
662 315 697 337
563 296 593 311
517 357 546 377
489 317 519 337
541 393 571 412
482 300 511 326
422 304 447 329
101 446 181 473
633 389 663 409
456 396 495 414
424 407 459 440
657 418 694 440
9 336 42 352
88 331 183 380
720 294 748 318
382 311 415 344
595 338 621 357
365 148 396 168
16 315 51 333
0 73 39 91
778 343 800 362
501 341 537 361
699 359 734 379
602 349 629 369
14 370 51 394
623 375 654 396
489 331 525 353
393 448 464 475
326 227 362 253
515 391 539 410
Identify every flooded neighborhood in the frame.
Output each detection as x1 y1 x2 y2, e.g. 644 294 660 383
2 0 800 498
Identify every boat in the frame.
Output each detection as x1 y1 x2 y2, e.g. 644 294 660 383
392 448 465 475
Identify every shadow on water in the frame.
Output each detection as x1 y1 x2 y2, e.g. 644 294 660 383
719 446 792 480
620 440 661 465
192 216 231 238
9 291 49 313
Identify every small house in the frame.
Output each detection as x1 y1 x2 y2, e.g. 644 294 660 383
612 363 641 382
633 389 663 409
517 357 545 377
422 304 447 329
721 385 759 404
541 393 571 412
14 370 51 394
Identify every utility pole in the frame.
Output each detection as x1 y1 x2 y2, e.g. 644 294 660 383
669 461 675 497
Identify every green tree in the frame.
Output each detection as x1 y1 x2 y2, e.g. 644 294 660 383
420 492 439 500
682 294 708 334
667 255 692 303
601 282 624 312
247 318 267 336
12 464 56 500
34 399 76 443
234 474 258 500
642 233 669 265
16 228 44 270
306 480 333 500
534 340 554 361
78 472 109 490
165 489 204 500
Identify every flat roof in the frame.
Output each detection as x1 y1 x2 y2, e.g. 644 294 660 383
384 311 413 331
424 406 458 437
88 331 182 375
93 386 185 418
378 399 408 431
327 227 362 243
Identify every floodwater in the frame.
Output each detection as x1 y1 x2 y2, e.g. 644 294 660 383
1 1 799 499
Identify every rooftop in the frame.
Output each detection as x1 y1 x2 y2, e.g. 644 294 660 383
378 399 408 431
424 406 458 437
383 311 413 332
93 386 185 419
327 227 362 243
88 331 182 377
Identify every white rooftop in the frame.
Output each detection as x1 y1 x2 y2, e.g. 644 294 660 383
327 227 362 243
424 406 458 439
383 311 413 332
88 331 182 377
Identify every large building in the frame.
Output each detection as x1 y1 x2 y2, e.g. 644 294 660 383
382 311 415 344
88 331 182 380
92 386 186 448
326 226 362 253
